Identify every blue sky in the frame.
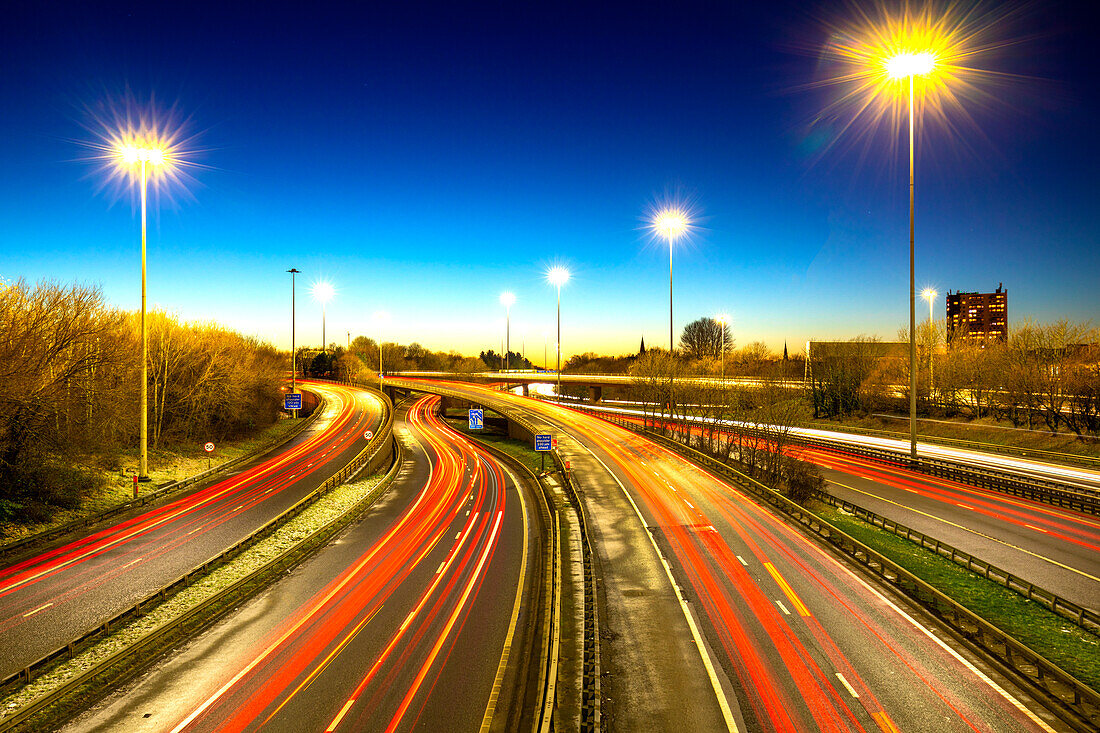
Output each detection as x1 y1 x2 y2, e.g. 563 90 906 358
2 1 1097 359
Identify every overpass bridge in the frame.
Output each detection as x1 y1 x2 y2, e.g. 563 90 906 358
389 370 805 402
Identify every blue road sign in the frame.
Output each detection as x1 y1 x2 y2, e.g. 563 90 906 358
284 393 302 410
469 408 484 430
535 434 552 452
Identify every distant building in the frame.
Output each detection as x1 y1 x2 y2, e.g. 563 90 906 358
946 284 1008 345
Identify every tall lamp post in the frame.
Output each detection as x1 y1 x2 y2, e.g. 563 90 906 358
374 311 389 389
547 266 570 399
651 209 690 352
312 280 334 353
716 313 730 380
922 288 937 396
885 51 937 461
117 143 168 482
287 268 300 414
500 292 515 371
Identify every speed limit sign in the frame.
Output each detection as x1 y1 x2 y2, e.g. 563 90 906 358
364 430 374 440
204 442 215 453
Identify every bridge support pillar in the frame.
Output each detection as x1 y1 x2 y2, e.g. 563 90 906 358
588 385 603 403
522 383 530 397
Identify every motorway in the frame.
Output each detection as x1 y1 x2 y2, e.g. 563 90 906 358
64 395 539 733
399 379 1071 733
0 380 384 681
602 412 1100 611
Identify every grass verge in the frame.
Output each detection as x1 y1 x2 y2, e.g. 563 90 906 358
0 417 306 544
444 413 547 476
816 503 1100 689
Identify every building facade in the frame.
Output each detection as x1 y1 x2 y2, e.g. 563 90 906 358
946 284 1008 345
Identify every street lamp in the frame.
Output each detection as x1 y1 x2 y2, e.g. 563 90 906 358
922 288 937 395
546 266 570 398
311 280 335 352
115 142 169 482
885 50 937 461
287 268 300 414
500 292 515 371
650 208 690 352
373 311 390 389
716 313 730 380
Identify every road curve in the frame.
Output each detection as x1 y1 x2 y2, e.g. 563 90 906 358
0 380 384 680
607 412 1100 611
63 394 539 733
405 380 1071 733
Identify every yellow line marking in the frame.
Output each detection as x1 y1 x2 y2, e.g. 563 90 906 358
1025 524 1048 533
872 711 900 733
435 562 445 574
326 698 357 732
23 602 53 618
764 562 811 617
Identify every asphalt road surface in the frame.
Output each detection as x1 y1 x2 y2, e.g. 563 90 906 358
0 380 383 680
402 380 1072 733
64 394 538 733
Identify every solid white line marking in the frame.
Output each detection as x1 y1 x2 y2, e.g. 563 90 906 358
576 442 741 732
23 602 53 618
123 557 143 568
775 600 791 615
1025 524 1048 533
435 562 445 575
836 673 859 698
685 500 695 509
737 555 748 566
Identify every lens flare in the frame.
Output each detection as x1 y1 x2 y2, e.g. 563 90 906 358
311 280 336 303
546 266 570 288
807 1 1020 163
78 94 205 208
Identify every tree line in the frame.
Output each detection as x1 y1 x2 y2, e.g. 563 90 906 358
0 279 286 522
809 321 1100 437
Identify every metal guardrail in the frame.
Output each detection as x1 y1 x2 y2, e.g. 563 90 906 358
0 390 327 558
814 492 1100 634
552 449 601 732
399 379 597 731
448 418 559 733
586 411 1100 729
557 401 1100 515
0 387 393 711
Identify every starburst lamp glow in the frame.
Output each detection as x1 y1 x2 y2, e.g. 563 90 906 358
886 51 936 79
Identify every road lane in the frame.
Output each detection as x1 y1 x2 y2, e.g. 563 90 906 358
0 380 384 680
404 380 1070 733
64 394 537 733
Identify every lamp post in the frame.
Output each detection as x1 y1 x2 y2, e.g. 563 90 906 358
885 51 937 461
374 311 389 389
116 144 167 482
500 292 515 371
547 266 570 399
651 209 689 352
716 313 730 380
923 288 937 395
312 280 334 353
287 268 300 415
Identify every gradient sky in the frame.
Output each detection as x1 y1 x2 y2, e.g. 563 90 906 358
2 1 1097 360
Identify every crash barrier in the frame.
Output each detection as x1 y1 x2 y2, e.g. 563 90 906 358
557 402 1100 516
0 391 327 559
590 410 1100 730
0 389 394 730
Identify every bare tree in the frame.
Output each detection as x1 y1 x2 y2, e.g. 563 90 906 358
680 317 732 361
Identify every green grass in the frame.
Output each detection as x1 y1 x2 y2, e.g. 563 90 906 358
817 504 1100 689
443 414 547 476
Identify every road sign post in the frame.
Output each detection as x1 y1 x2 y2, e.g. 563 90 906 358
535 433 551 473
469 408 484 430
204 441 215 470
